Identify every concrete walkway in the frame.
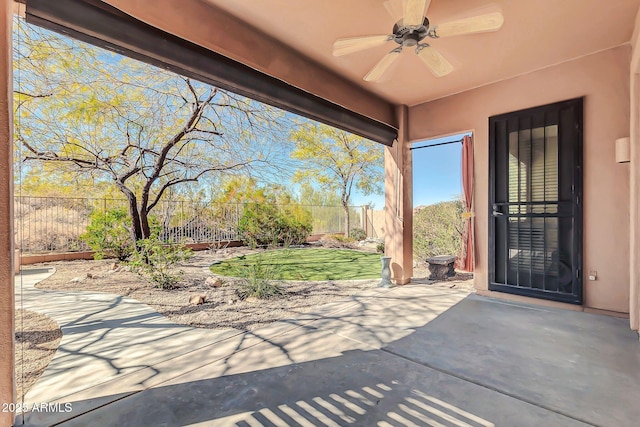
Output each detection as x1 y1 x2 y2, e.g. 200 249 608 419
14 269 243 408
13 268 640 426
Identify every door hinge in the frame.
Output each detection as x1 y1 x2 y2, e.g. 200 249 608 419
576 194 580 206
576 269 580 279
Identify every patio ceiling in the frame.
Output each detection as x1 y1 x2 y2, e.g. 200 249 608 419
20 0 640 136
204 0 640 106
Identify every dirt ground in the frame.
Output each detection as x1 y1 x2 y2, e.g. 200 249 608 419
14 309 62 399
32 247 474 331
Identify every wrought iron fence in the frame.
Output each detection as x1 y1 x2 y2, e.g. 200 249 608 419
14 196 364 254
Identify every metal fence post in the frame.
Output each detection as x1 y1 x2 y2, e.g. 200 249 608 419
181 200 185 243
235 203 240 239
103 197 107 243
362 205 368 237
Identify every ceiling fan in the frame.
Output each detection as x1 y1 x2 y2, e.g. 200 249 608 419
332 0 504 82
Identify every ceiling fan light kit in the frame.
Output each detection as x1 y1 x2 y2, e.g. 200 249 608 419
333 0 504 82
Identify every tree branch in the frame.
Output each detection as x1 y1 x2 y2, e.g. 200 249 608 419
147 161 255 212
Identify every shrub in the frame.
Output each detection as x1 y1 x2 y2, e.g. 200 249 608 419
376 242 385 253
238 203 281 248
81 208 133 260
236 254 285 299
413 200 465 261
127 237 193 288
350 228 367 241
238 203 313 248
279 206 313 247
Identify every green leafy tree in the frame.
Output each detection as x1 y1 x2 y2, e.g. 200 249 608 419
297 183 341 206
290 123 383 236
14 22 287 243
18 166 117 199
212 176 294 206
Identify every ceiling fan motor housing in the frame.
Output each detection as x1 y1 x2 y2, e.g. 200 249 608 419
393 17 429 47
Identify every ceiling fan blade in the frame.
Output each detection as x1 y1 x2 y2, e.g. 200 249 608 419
416 45 453 77
364 50 402 82
383 0 404 21
333 35 392 56
404 0 432 27
432 12 504 38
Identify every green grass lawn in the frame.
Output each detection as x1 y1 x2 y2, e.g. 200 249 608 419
210 248 382 281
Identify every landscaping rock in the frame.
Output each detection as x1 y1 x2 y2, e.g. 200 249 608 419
189 294 207 305
106 262 124 274
69 275 87 283
205 277 223 288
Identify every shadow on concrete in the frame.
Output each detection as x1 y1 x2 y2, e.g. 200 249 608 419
17 268 53 276
28 349 503 427
18 293 640 427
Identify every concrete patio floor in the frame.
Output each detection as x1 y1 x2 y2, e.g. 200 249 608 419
14 268 640 427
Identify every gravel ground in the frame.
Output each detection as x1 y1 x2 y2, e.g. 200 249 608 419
17 248 472 395
14 310 62 399
32 247 474 331
33 248 378 331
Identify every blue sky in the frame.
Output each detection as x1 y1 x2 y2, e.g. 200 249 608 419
352 133 468 208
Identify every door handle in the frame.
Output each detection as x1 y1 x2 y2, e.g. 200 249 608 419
492 204 504 217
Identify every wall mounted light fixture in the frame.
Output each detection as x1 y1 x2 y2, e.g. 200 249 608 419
615 137 631 163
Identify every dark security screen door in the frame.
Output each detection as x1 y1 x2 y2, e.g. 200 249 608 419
489 98 583 304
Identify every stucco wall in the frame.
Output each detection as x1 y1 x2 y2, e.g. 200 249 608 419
409 45 631 313
384 105 414 285
629 7 640 332
0 1 13 425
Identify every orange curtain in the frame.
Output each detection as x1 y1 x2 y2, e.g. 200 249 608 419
461 135 475 272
